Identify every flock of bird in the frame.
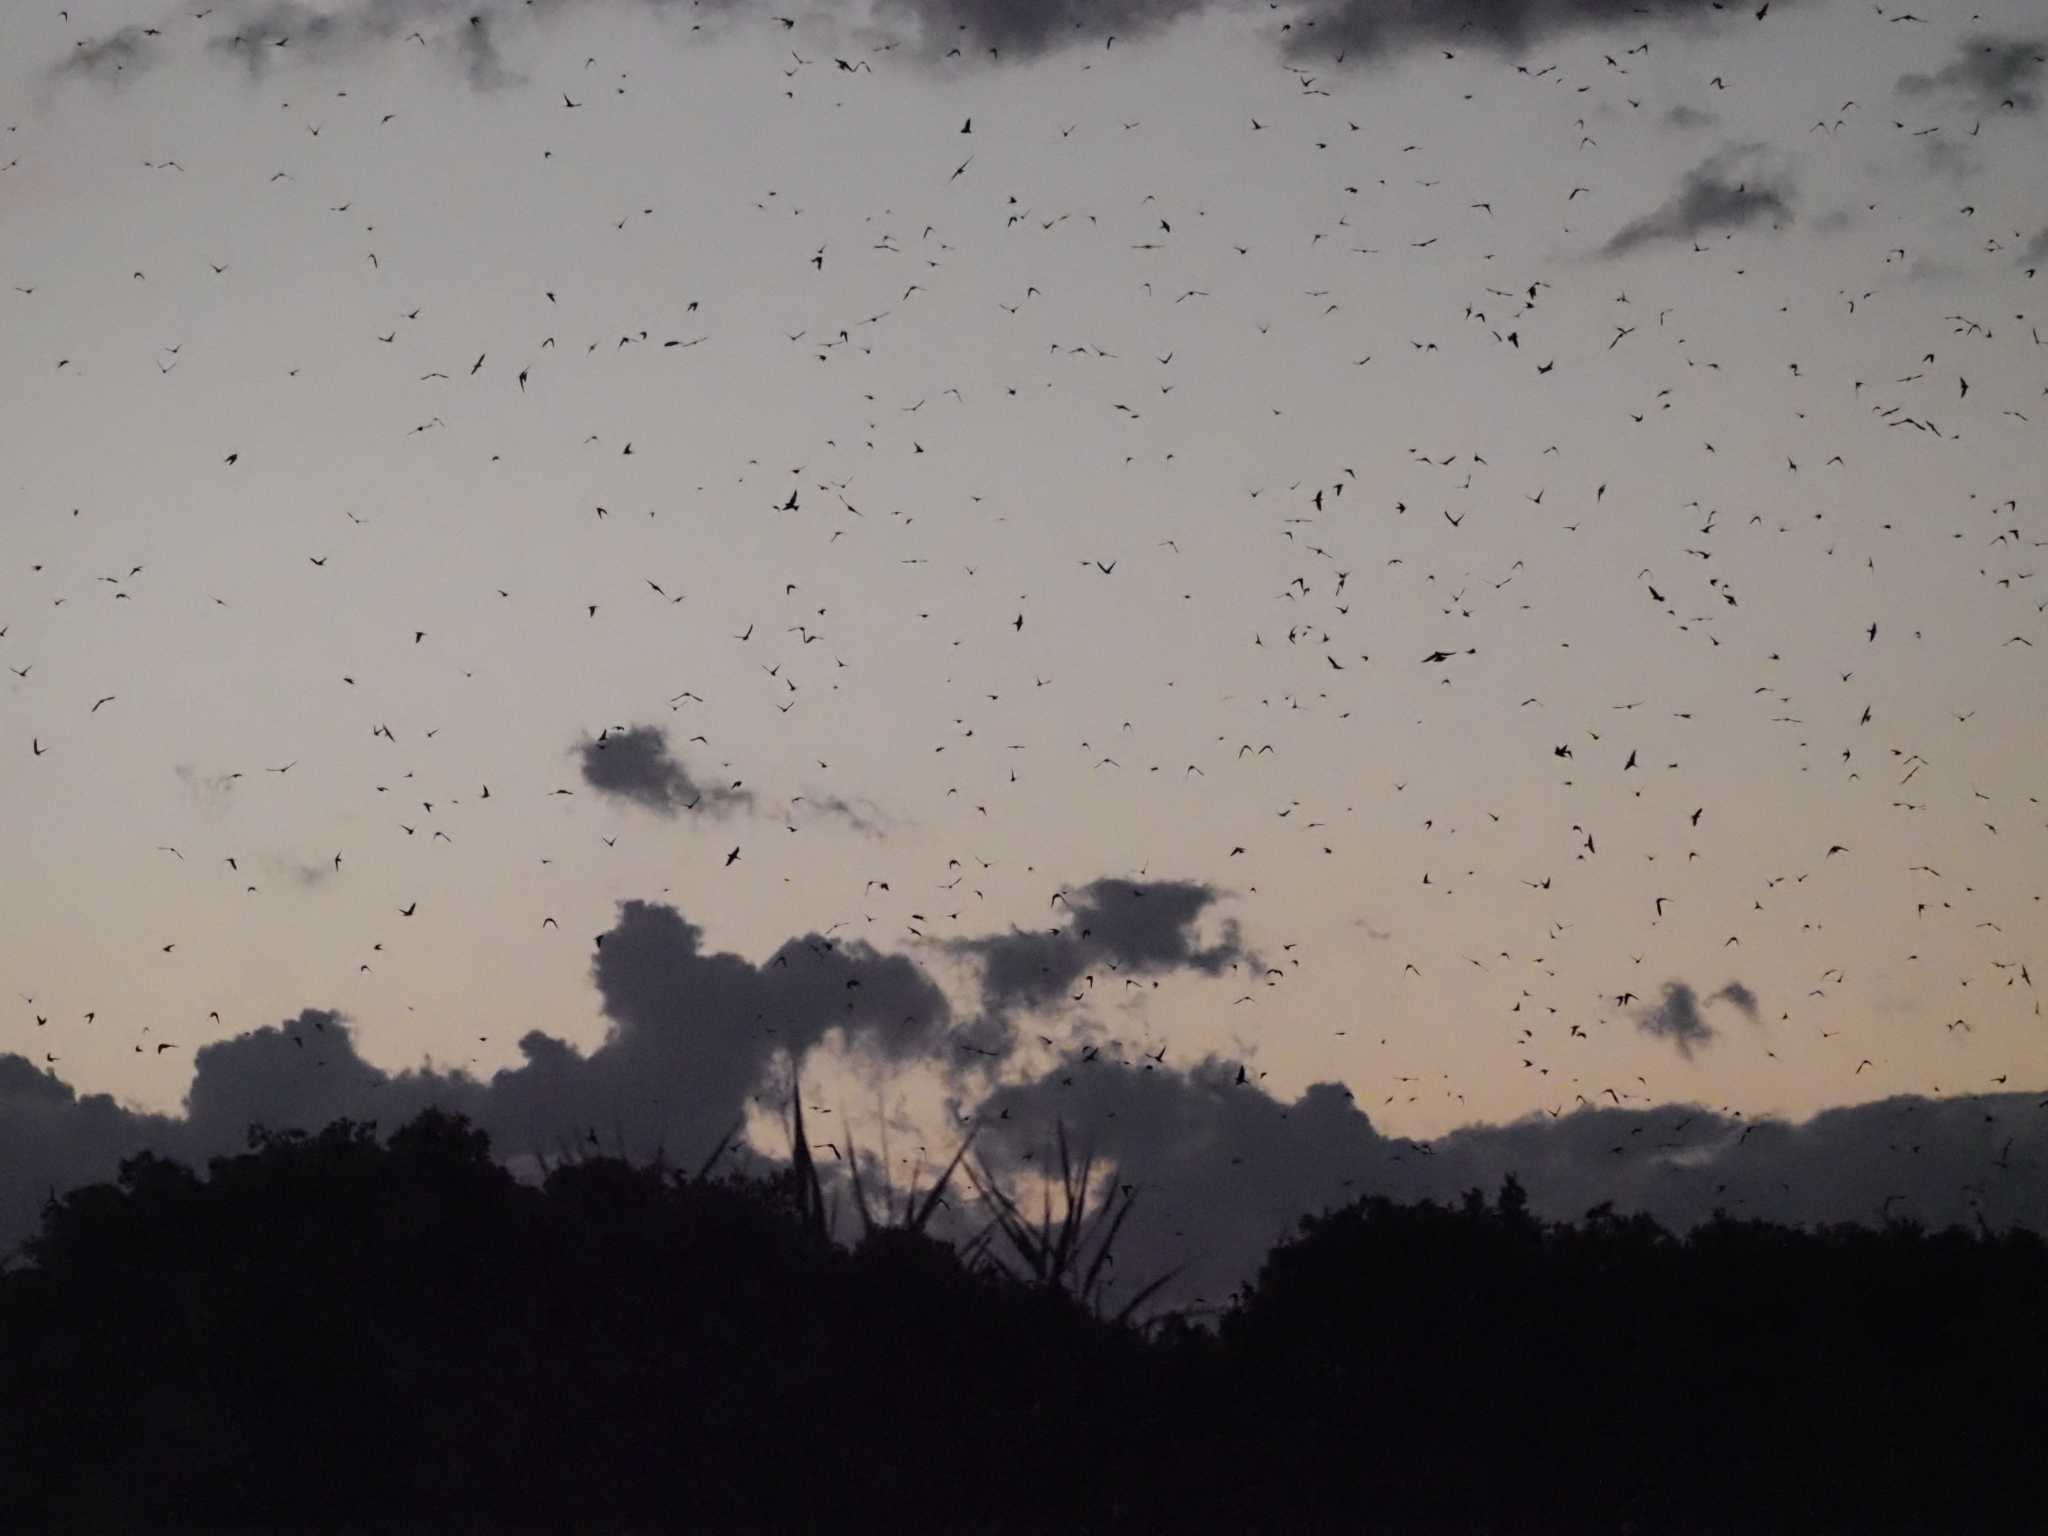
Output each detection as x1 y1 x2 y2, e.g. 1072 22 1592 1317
4 2 2043 1182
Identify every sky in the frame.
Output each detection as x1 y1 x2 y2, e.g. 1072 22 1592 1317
2 0 2044 1308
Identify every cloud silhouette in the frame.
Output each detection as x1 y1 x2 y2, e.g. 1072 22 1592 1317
1662 102 1717 130
1631 979 1755 1057
0 1056 184 1264
0 905 959 1257
964 1058 1415 1308
0 880 1252 1265
5 984 2043 1316
965 1057 2047 1312
1711 980 1759 1019
1634 981 1715 1056
1897 34 2046 115
2020 227 2048 268
1603 146 1793 255
0 885 1167 1242
579 898 952 1111
577 724 752 816
432 899 961 1166
948 877 1247 1016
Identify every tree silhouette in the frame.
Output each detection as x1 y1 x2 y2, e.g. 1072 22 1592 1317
2 1109 2040 1533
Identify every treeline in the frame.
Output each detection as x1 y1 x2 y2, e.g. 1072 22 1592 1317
2 1107 2041 1534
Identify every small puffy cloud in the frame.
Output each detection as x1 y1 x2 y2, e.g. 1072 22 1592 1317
577 724 752 816
1631 979 1756 1057
948 877 1247 1016
1710 981 1759 1019
1604 145 1794 256
1663 103 1718 130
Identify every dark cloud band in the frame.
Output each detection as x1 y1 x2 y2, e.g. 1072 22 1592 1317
55 0 1823 82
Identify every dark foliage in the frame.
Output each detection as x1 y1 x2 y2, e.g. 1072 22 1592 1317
2 1113 2040 1534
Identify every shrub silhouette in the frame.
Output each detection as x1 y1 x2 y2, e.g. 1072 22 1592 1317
2 1109 2041 1534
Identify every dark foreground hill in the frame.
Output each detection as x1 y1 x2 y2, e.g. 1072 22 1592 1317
2 1107 2041 1535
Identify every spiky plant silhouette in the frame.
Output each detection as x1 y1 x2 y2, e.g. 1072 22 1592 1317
780 1078 1177 1325
958 1119 1183 1328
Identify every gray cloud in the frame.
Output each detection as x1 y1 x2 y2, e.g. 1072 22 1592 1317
1602 144 1793 256
0 1008 486 1266
1284 0 1806 65
1917 135 1981 182
183 1009 435 1141
207 1 359 76
966 1058 2048 1313
1634 980 1713 1055
578 898 953 1126
0 1055 183 1265
1663 102 1717 130
486 899 963 1166
0 878 1254 1265
793 793 889 837
174 764 243 808
1631 978 1755 1057
1710 980 1758 1019
1429 1091 2048 1241
965 1058 1389 1309
1897 34 2046 116
879 0 1212 59
56 0 1816 81
279 857 338 889
457 10 519 86
183 0 522 84
2020 227 2048 268
55 25 162 80
6 964 2043 1318
947 877 1247 1016
0 901 959 1258
577 724 752 816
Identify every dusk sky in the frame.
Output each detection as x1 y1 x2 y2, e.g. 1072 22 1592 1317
3 0 2043 1305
